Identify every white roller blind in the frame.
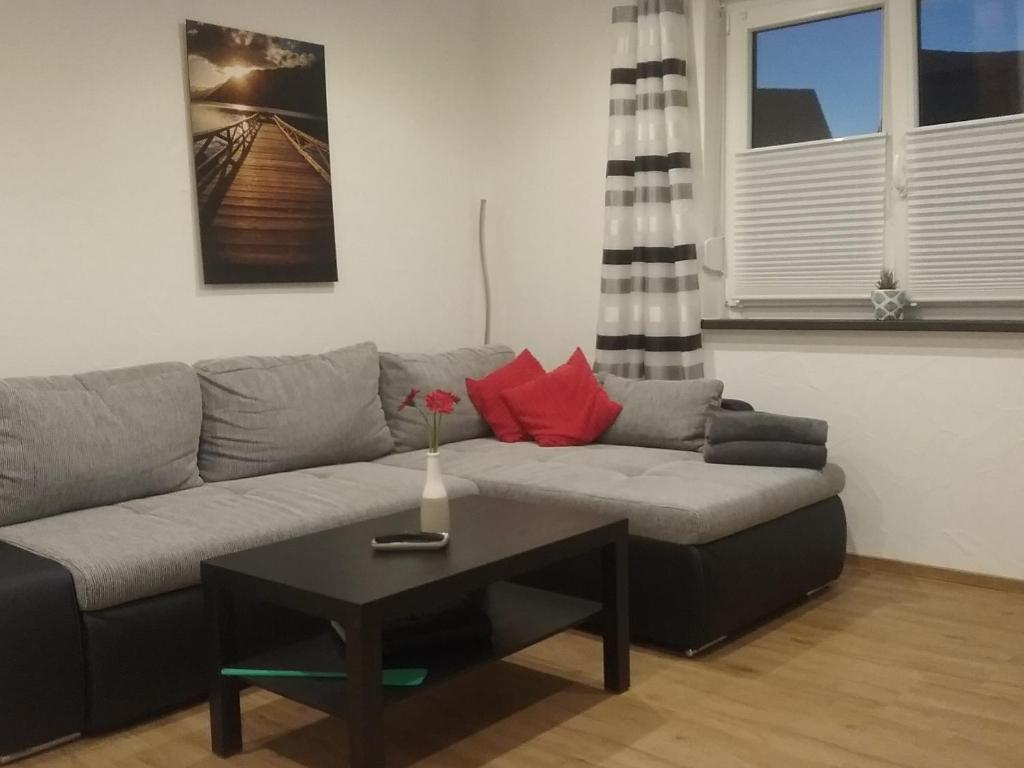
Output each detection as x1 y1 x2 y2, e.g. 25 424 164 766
729 134 887 300
905 114 1024 301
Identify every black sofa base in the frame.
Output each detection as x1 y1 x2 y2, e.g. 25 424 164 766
0 543 85 762
518 496 847 654
0 496 846 756
81 590 325 734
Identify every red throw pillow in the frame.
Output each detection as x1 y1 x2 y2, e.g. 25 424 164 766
466 349 546 442
500 348 622 447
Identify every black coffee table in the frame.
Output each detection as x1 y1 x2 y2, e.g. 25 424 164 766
201 495 629 768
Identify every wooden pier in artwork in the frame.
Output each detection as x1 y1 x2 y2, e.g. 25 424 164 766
192 113 335 281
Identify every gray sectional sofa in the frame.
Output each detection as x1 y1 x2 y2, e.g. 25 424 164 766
0 342 846 762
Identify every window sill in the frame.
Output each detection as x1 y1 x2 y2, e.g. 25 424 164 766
701 319 1024 333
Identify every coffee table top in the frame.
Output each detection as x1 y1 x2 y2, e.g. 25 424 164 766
202 495 626 621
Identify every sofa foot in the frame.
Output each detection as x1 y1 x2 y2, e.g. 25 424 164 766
684 634 728 657
681 581 836 658
805 581 834 598
1 733 80 765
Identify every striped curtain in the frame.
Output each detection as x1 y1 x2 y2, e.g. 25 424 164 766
595 0 703 380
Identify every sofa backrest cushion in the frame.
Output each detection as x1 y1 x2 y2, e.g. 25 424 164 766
194 342 393 482
379 345 515 452
0 363 203 526
597 374 724 451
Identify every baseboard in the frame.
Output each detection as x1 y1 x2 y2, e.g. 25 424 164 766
846 554 1024 594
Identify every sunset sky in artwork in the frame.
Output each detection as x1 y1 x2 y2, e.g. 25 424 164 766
186 20 321 92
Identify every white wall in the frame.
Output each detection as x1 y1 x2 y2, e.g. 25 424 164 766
0 0 486 377
708 332 1024 580
479 0 615 369
479 0 1024 580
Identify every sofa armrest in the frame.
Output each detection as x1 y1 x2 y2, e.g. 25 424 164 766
721 398 755 412
0 542 84 760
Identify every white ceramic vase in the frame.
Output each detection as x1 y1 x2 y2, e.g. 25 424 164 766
420 451 450 533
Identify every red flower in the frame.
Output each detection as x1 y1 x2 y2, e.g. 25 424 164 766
398 388 419 411
424 389 459 414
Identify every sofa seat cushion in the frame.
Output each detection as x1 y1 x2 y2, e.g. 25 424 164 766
0 464 478 611
376 439 845 546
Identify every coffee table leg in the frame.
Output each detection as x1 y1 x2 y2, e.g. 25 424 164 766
601 534 630 692
205 583 242 757
346 612 385 768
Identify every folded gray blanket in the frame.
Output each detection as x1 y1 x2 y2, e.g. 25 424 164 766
704 440 827 470
706 411 828 446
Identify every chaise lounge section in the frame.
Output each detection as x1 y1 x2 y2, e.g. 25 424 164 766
376 439 846 653
0 343 845 761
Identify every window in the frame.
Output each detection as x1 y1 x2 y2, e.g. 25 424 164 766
918 0 1024 126
753 10 883 147
724 0 1024 309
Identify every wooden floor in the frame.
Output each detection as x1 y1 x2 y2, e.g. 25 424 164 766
24 565 1024 768
202 122 334 267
